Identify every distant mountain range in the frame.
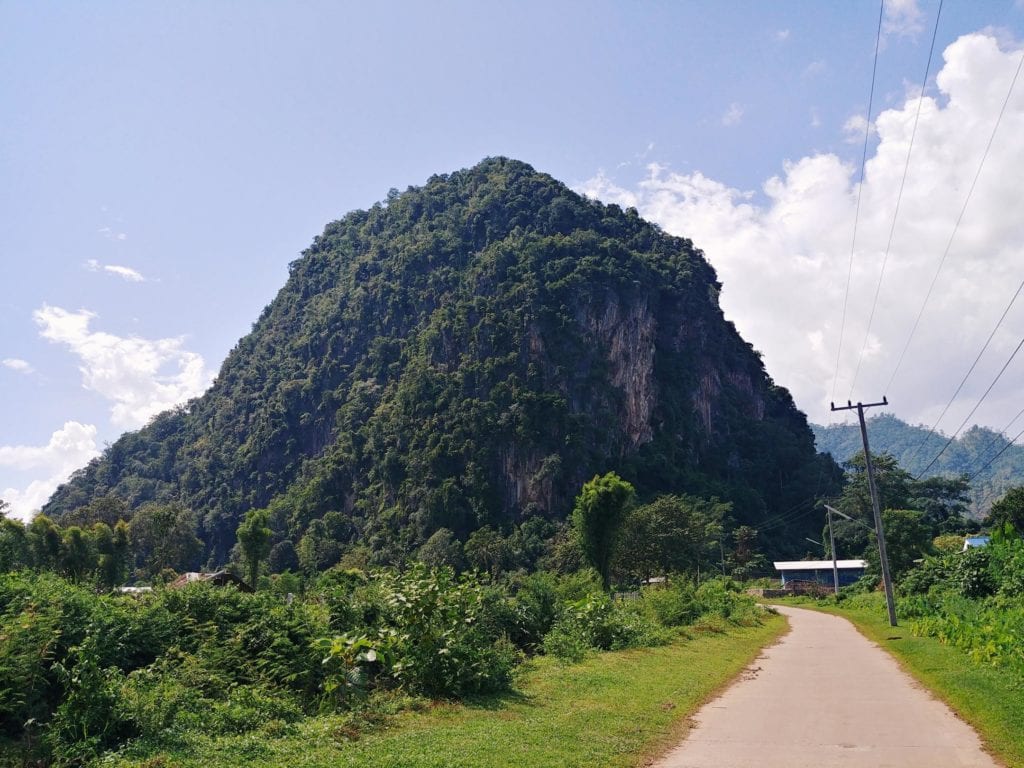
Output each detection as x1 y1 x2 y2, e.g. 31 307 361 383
812 414 1024 518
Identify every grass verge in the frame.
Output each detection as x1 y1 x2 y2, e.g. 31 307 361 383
778 595 1024 768
106 613 784 768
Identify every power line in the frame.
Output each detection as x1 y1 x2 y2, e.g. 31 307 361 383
904 275 1024 467
916 330 1024 479
962 402 1024 479
968 422 1024 482
885 45 1024 396
847 0 944 400
831 0 885 407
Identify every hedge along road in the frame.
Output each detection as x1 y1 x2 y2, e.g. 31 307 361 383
652 605 1000 768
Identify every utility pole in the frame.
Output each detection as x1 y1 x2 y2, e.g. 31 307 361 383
831 397 898 626
825 506 839 595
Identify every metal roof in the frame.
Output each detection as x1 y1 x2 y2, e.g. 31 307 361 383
773 560 867 570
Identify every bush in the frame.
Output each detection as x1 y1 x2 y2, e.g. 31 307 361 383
955 547 995 599
319 565 520 697
642 582 699 627
898 556 954 596
541 593 666 663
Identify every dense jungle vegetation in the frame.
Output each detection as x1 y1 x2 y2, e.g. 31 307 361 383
41 158 838 565
1 479 770 766
0 452 992 766
813 413 1024 518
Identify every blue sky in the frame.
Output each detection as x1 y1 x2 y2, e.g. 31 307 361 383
3 1 1024 517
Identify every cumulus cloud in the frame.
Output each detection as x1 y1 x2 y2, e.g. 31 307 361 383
884 0 924 39
842 114 874 144
2 358 34 374
774 29 790 43
722 102 744 127
34 306 213 428
578 33 1024 431
85 259 147 282
0 422 99 520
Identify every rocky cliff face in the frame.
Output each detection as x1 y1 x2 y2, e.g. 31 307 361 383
45 158 834 561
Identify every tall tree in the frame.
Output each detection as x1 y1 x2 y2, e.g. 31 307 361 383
0 515 32 571
572 472 635 590
93 520 130 588
129 502 201 577
27 514 63 571
987 486 1024 532
60 526 96 582
866 509 931 578
613 494 728 582
236 509 273 586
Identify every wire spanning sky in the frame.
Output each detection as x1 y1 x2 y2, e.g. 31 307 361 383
3 1 1024 518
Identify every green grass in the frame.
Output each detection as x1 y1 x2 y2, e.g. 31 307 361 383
107 614 784 768
778 595 1024 768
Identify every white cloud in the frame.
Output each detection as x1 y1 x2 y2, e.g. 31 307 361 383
85 259 147 282
810 108 821 128
2 358 34 374
0 422 99 520
842 114 874 144
578 33 1024 431
802 59 827 79
774 29 790 43
97 226 127 241
884 0 923 39
722 102 744 127
34 305 213 428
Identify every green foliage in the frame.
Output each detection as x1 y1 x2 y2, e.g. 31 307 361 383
236 508 273 586
886 528 1024 682
41 158 833 568
641 581 700 627
613 494 727 583
128 502 201 578
870 509 932 579
0 515 31 571
572 472 635 590
416 527 464 570
987 486 1024 531
541 593 665 662
320 565 519 697
813 414 1019 521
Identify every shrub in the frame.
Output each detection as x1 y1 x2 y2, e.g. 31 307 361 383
642 581 699 627
955 547 995 598
541 593 666 663
318 565 520 697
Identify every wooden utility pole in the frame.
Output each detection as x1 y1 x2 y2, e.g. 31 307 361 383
826 506 839 595
831 398 898 626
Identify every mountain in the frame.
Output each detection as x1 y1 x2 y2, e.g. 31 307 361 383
812 413 1024 518
45 158 838 563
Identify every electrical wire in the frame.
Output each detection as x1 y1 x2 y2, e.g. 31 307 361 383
831 0 885 407
848 0 944 400
968 422 1024 482
961 402 1024 479
904 275 1024 466
916 330 1024 479
885 46 1024 396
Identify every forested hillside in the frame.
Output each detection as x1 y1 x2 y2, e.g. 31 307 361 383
43 158 838 564
813 413 1024 518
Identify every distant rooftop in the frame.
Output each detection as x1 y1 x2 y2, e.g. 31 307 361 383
773 560 867 571
962 536 990 551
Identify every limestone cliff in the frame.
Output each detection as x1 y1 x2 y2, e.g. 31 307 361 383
45 158 835 561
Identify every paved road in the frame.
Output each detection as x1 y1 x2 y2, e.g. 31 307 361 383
653 605 1001 768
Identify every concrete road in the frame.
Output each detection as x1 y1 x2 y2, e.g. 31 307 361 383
652 605 1001 768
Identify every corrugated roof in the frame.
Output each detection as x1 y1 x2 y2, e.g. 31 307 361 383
773 560 867 570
